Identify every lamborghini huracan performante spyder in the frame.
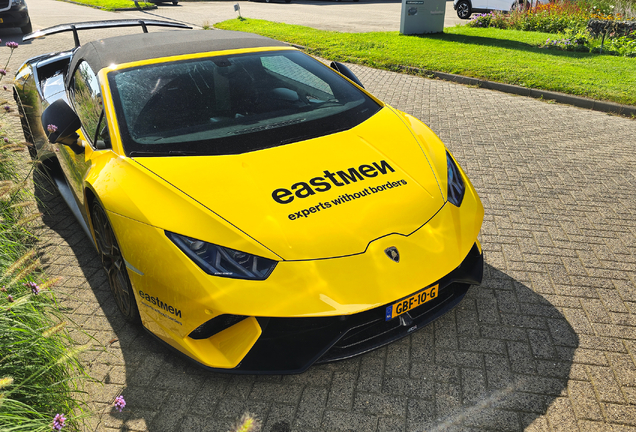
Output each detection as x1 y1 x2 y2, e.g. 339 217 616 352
15 20 484 373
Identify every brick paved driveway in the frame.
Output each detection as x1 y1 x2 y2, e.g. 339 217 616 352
3 5 636 431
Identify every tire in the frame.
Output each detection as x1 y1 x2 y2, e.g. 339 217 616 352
20 19 32 35
91 202 140 323
511 0 525 10
456 0 471 19
172 1 178 4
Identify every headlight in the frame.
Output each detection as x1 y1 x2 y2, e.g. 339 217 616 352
10 0 25 6
166 232 277 280
446 151 465 207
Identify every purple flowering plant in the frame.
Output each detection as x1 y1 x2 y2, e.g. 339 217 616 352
114 395 126 412
0 39 18 87
0 38 18 133
0 264 88 431
52 413 66 430
541 28 592 52
0 36 89 431
0 38 19 155
468 12 493 28
23 281 40 295
467 11 507 28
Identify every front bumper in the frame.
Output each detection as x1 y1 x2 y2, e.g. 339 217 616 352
232 242 483 374
0 5 29 28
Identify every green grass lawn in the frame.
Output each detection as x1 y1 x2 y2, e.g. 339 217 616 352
215 19 636 106
60 0 154 11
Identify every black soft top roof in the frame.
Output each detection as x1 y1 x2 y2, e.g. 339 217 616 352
70 29 289 80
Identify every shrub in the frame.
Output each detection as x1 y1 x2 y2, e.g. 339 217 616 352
510 1 591 32
468 11 510 28
589 0 636 20
602 29 636 55
587 18 636 37
468 13 494 27
467 1 593 32
542 28 593 50
540 25 636 56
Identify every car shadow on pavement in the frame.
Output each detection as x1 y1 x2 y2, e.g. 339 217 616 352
0 31 32 47
33 170 578 432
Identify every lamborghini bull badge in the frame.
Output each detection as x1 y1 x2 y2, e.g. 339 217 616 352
385 247 400 263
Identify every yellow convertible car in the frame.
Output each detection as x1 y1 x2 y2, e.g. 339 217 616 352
15 20 484 373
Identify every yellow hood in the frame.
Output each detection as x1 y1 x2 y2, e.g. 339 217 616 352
134 108 446 260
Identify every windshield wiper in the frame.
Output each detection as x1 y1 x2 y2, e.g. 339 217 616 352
230 118 306 135
128 150 197 157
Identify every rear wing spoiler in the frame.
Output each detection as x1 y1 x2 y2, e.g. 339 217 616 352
23 19 192 47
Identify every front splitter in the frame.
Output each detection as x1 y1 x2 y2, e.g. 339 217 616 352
233 242 483 374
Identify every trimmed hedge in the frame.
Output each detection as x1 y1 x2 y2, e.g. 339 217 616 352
587 19 636 37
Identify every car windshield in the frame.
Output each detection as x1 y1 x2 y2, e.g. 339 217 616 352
108 50 381 156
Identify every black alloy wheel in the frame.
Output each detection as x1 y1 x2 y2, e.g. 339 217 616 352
91 202 140 323
456 0 472 18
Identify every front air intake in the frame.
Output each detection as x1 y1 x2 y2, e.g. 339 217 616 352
188 314 247 340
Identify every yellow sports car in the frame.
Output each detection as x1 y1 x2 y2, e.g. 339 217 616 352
15 20 484 373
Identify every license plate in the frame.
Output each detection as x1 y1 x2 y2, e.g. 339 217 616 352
385 284 439 321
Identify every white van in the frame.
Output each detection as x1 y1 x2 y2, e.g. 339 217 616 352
454 0 546 19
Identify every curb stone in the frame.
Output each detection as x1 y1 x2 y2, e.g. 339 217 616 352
409 67 636 118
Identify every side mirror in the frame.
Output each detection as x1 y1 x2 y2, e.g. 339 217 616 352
330 61 364 89
41 98 82 144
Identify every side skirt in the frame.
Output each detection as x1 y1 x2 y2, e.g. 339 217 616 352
50 170 94 246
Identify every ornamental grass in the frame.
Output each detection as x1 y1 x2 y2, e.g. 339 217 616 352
0 41 91 431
